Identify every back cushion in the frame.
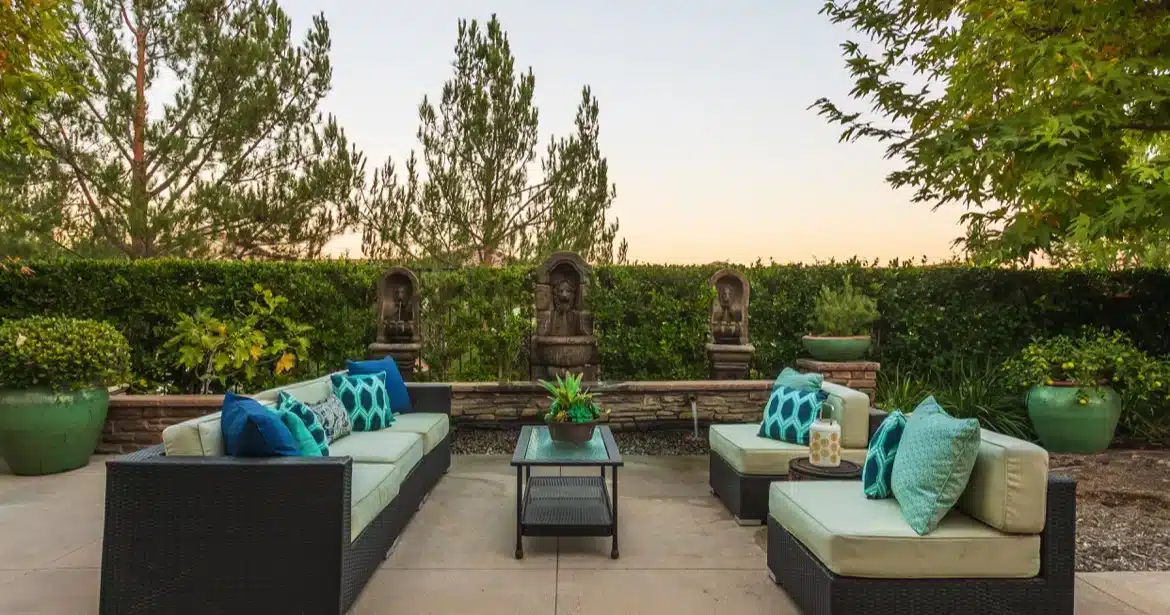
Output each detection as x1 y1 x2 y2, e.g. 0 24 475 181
820 382 870 449
252 373 335 405
957 430 1049 534
162 412 225 456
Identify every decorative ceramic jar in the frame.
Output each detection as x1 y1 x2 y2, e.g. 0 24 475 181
808 417 841 468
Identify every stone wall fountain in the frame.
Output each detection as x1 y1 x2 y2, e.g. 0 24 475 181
705 268 754 380
530 252 600 382
366 266 423 380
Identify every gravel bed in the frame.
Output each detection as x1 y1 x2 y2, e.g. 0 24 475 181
452 427 1170 572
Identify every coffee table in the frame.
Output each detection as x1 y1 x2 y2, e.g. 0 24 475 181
510 425 623 559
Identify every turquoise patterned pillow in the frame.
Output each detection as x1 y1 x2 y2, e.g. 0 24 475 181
330 372 394 431
890 397 981 535
862 410 907 499
277 409 324 457
276 391 329 456
758 384 827 445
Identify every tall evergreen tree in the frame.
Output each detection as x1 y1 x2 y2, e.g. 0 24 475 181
356 15 625 266
2 0 364 259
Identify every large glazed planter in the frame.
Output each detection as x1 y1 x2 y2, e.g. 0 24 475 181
0 387 109 475
801 335 872 361
1027 383 1121 454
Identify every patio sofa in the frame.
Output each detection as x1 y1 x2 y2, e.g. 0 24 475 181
98 374 451 615
709 382 879 523
767 426 1075 615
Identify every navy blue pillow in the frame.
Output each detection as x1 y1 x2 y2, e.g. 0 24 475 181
346 357 412 413
220 391 300 457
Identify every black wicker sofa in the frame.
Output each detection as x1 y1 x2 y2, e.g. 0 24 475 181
766 428 1075 615
99 380 452 614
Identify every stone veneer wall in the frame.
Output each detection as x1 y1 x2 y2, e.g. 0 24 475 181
99 381 775 453
794 358 880 403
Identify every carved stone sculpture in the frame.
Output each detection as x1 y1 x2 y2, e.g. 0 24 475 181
706 269 754 379
531 252 599 382
367 267 423 380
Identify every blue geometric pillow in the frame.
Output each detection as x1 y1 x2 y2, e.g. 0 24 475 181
330 372 394 431
276 391 329 456
758 384 827 445
346 357 412 413
862 410 907 499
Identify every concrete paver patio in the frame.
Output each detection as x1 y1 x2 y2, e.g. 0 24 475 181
0 454 1166 614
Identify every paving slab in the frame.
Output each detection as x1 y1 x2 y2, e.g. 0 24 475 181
556 569 798 615
0 569 99 615
354 569 556 615
1081 572 1170 615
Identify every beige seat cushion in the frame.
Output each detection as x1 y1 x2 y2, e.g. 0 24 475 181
957 429 1049 534
820 382 871 449
388 413 449 453
350 462 402 542
709 423 866 475
769 481 1040 579
330 430 424 469
252 373 336 405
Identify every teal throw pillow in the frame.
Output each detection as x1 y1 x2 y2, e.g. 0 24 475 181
772 367 823 393
276 391 329 456
309 393 352 444
330 372 394 431
890 399 981 535
278 409 324 457
862 410 907 499
758 384 827 445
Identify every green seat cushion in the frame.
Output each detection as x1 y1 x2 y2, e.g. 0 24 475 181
862 410 907 499
891 397 981 535
387 412 449 453
330 372 394 431
758 384 827 445
709 423 867 475
767 481 1040 579
328 430 424 466
772 367 823 392
276 391 329 456
349 463 402 542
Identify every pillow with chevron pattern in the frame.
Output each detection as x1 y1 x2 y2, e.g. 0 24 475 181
330 372 395 431
758 384 828 445
862 410 907 499
276 391 329 456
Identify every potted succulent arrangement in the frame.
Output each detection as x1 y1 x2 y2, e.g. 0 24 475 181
0 316 131 475
1003 331 1170 453
802 274 880 361
539 372 608 445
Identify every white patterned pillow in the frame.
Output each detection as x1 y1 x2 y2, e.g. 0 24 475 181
309 393 352 444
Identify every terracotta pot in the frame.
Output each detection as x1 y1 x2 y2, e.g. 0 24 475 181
546 420 596 445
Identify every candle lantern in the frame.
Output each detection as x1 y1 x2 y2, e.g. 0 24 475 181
808 414 842 468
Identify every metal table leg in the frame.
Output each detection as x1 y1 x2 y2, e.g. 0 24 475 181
611 466 620 559
515 466 524 559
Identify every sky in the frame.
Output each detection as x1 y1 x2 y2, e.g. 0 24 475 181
278 0 966 265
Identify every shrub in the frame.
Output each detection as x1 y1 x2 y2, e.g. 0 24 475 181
0 316 131 390
808 274 879 336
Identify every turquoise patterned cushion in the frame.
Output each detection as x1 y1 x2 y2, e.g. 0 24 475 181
862 410 907 499
758 384 827 445
890 397 981 535
772 367 823 393
330 372 394 431
276 391 329 456
277 409 324 457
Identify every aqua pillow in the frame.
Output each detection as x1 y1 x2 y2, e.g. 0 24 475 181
890 400 981 535
278 410 323 457
277 391 329 456
772 367 823 393
220 392 300 457
758 384 827 445
862 410 907 499
330 372 395 431
346 357 412 413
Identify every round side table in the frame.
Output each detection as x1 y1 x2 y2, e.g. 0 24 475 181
788 458 861 482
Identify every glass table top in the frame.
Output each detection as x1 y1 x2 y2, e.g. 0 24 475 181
514 425 620 465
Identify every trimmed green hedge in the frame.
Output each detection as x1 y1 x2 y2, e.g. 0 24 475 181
3 260 1170 397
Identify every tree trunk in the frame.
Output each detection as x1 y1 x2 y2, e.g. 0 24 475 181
128 6 150 258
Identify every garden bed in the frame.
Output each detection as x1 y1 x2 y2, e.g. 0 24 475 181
451 427 1170 572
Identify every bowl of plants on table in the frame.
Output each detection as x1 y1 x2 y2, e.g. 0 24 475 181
539 372 608 445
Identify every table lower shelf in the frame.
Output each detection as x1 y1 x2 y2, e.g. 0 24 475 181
521 475 613 537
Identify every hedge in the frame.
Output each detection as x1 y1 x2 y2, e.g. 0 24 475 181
3 260 1170 395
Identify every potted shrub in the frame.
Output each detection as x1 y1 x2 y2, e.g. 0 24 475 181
802 274 880 361
539 372 608 445
0 317 131 475
1002 331 1170 453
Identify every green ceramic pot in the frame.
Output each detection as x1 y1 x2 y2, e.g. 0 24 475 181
0 387 109 475
801 335 872 361
1026 383 1121 454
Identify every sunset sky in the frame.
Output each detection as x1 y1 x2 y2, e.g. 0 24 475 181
278 0 966 264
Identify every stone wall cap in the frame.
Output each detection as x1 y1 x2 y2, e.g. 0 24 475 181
110 395 223 408
450 380 773 393
795 358 881 370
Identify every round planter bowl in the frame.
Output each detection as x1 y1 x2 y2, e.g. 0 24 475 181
1027 383 1121 454
801 335 872 362
0 387 109 476
546 421 596 445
